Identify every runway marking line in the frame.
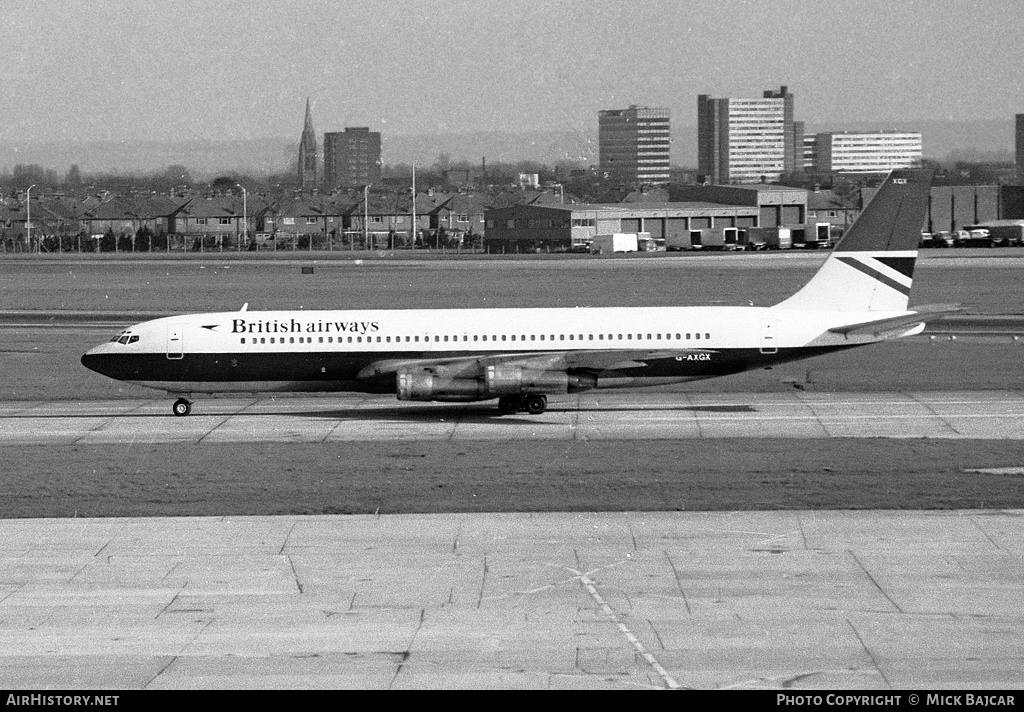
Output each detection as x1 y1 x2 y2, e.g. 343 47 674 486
571 559 684 691
964 467 1024 475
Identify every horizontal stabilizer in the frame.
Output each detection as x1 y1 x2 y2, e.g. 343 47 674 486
828 304 963 337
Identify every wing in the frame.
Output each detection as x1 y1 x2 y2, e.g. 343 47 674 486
356 348 718 382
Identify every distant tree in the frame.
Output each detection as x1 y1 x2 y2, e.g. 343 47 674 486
64 164 83 189
135 225 153 252
151 229 168 251
514 160 548 177
89 172 138 194
164 164 193 185
482 162 518 185
433 153 452 172
210 176 238 192
78 231 95 253
12 164 58 190
100 228 117 252
831 178 861 204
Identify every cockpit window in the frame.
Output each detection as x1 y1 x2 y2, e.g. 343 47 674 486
110 331 139 345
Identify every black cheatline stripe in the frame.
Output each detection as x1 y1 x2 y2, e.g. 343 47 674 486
82 345 863 390
876 256 916 279
836 256 912 296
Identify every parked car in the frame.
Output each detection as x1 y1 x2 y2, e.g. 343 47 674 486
920 231 953 248
964 229 993 247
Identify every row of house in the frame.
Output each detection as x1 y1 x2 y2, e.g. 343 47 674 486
0 190 495 248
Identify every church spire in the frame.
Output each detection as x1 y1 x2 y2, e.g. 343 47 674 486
298 97 318 190
303 97 315 135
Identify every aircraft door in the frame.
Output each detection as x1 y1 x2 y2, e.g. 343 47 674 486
166 325 183 360
760 320 778 354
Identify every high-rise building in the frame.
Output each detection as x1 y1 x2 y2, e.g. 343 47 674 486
1016 114 1024 183
806 131 922 174
764 86 798 174
297 98 317 190
598 106 671 185
697 86 796 185
323 127 382 188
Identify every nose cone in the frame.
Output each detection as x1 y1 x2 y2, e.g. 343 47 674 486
81 342 119 378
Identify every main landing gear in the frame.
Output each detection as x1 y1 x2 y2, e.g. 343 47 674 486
497 394 548 415
172 398 192 417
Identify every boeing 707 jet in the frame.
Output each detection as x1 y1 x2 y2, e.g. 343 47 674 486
83 169 955 416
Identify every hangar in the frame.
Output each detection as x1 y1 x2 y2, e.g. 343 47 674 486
668 184 808 228
483 202 760 253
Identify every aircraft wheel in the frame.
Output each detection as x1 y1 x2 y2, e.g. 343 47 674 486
172 398 192 417
523 394 547 415
497 395 521 415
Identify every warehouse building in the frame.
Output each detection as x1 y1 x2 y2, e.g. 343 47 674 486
484 201 759 253
668 183 807 228
926 185 1024 233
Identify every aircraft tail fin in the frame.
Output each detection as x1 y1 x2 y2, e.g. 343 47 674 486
774 168 932 312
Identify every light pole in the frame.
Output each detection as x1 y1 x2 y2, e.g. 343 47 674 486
363 184 369 250
26 184 36 252
236 184 247 250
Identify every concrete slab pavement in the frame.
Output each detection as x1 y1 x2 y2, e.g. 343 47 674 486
2 391 1023 445
0 511 1020 690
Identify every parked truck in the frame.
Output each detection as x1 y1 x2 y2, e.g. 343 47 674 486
742 226 792 250
966 221 1024 247
694 228 725 250
590 232 639 254
665 232 690 251
665 227 740 251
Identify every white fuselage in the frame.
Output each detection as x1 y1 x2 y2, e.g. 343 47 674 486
82 304 917 397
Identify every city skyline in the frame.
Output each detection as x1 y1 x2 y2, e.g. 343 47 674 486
3 0 1022 150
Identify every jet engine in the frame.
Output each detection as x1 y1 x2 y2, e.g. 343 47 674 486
396 370 487 402
396 366 597 403
484 365 571 395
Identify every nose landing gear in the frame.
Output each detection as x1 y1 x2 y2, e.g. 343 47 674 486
172 398 192 417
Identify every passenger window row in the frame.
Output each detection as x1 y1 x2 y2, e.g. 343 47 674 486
237 331 712 346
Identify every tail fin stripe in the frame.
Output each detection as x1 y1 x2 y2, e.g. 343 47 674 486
836 256 912 296
875 256 916 280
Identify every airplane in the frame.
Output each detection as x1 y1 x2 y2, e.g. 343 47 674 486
82 168 957 417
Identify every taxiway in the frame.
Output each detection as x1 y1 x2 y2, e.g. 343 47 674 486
2 390 1023 445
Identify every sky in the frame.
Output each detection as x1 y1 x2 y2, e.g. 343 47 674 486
1 0 1022 144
